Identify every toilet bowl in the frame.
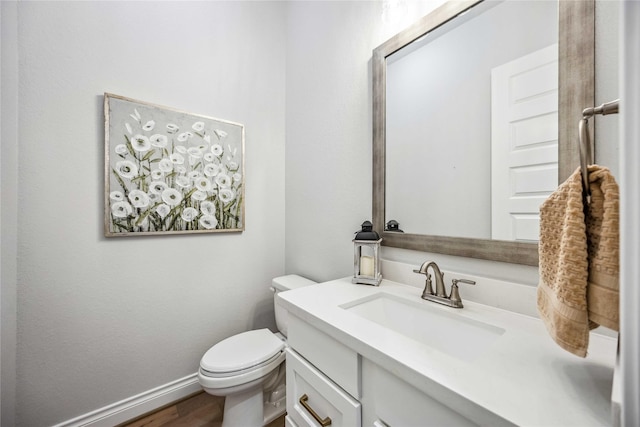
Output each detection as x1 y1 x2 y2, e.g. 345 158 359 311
197 275 316 427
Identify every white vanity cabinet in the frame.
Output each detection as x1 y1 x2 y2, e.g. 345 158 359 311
360 360 508 427
279 278 617 427
286 313 488 427
286 349 361 427
286 314 361 427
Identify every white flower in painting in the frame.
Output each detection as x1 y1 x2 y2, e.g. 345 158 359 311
188 171 202 181
195 177 213 192
110 191 124 201
215 173 232 188
204 134 211 144
174 145 187 154
211 144 223 156
149 181 169 195
158 158 173 173
151 169 164 180
192 121 205 132
147 192 160 203
131 134 151 152
181 207 198 222
191 190 207 201
204 163 221 177
142 120 155 131
125 123 133 135
170 153 185 165
175 175 191 189
166 123 179 134
128 189 150 208
156 203 171 219
199 215 218 230
214 129 227 140
115 144 128 155
200 201 216 216
233 173 242 183
187 147 203 158
111 201 133 218
226 161 239 171
115 160 138 179
150 134 168 148
219 188 236 204
176 166 187 175
162 188 183 206
177 132 193 142
204 153 215 162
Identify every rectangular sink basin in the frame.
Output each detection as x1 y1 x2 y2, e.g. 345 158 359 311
340 293 505 362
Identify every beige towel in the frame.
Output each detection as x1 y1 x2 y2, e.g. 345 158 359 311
537 165 619 357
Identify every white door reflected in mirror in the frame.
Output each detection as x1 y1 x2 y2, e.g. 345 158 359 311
491 44 559 241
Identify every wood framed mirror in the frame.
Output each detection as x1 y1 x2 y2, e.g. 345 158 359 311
372 0 594 266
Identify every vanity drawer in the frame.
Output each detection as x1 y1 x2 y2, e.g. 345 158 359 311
286 348 361 427
288 314 360 398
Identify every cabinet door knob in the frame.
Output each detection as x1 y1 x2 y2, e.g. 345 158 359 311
299 394 332 426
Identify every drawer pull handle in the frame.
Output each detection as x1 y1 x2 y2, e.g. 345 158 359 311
299 394 332 426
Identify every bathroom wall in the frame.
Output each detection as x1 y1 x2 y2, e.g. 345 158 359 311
4 1 286 425
1 1 19 425
285 0 619 287
0 0 622 426
285 0 444 283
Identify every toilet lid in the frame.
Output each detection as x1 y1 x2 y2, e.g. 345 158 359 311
200 329 284 374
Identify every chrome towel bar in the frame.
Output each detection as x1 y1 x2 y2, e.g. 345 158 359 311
578 99 619 203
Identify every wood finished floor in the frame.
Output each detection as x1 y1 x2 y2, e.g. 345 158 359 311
120 392 285 427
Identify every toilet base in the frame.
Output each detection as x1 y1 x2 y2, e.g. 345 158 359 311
264 383 286 424
212 365 286 427
222 388 263 427
220 384 286 427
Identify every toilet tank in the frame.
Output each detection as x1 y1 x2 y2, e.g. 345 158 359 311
271 275 316 337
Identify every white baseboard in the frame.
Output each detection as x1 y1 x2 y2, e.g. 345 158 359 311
52 373 202 427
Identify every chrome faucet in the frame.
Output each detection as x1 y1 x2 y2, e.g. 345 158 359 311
413 261 476 308
415 261 447 298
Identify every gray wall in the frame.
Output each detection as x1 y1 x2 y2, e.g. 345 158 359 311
0 0 621 426
3 1 286 425
1 2 19 425
284 0 441 283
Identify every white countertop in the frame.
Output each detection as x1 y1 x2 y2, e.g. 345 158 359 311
278 277 617 427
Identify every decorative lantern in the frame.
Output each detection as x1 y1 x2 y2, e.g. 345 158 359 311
352 221 382 286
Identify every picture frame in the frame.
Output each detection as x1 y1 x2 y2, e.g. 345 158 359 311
104 93 245 236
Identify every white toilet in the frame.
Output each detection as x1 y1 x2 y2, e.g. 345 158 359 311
197 275 316 427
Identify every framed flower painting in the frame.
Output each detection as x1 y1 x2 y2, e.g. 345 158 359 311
104 93 245 236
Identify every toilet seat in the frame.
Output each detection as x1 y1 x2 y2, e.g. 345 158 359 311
198 329 285 389
201 352 283 378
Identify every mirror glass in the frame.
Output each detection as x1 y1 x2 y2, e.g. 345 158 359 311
373 0 594 266
385 0 557 241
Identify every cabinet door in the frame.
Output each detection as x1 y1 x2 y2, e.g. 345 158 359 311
361 359 479 427
286 349 361 427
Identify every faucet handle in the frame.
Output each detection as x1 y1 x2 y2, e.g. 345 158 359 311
452 278 476 286
449 278 476 307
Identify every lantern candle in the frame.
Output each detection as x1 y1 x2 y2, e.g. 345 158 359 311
360 255 375 276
